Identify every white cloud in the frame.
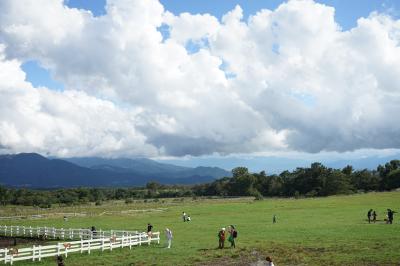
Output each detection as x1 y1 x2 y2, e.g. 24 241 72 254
0 45 157 157
0 0 400 157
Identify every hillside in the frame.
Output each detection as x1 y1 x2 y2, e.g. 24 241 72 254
0 153 230 188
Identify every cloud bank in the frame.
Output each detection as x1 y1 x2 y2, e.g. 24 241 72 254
0 0 400 157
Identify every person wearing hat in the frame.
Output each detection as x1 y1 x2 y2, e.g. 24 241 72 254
218 227 226 249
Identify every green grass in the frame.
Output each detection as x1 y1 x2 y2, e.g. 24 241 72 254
1 192 399 265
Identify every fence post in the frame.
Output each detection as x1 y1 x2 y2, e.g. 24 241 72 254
32 245 35 261
88 240 91 254
4 248 8 264
80 239 84 254
10 248 14 265
57 243 60 256
38 245 42 261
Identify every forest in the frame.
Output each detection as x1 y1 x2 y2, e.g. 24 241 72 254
1 160 399 207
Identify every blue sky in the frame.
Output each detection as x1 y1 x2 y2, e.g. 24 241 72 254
27 0 400 91
64 0 400 29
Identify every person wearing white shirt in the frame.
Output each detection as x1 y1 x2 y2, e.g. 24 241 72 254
165 228 173 248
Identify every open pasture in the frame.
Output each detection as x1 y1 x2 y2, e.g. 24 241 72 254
1 192 399 265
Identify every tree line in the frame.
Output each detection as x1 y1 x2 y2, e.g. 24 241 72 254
0 160 399 207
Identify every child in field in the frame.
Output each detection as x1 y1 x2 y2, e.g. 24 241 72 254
372 210 377 223
165 228 173 248
182 212 187 222
218 228 226 249
266 256 275 266
187 215 191 221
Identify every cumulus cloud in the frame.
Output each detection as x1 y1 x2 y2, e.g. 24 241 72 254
0 0 400 157
0 45 157 157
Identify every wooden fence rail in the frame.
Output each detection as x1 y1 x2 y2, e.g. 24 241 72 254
0 232 160 265
0 225 139 240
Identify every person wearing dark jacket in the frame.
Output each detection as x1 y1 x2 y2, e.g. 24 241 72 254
387 209 396 224
367 209 373 223
147 223 153 232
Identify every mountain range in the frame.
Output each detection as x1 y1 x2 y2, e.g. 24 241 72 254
0 153 231 188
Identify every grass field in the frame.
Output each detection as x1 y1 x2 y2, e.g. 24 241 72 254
1 191 399 265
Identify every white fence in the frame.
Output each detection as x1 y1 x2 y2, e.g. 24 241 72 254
0 225 139 240
0 232 160 264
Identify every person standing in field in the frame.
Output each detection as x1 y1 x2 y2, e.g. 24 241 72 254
182 212 187 222
387 209 396 224
147 223 153 237
372 210 377 223
273 214 277 224
165 228 173 248
218 228 226 249
228 225 237 248
91 226 97 238
367 209 373 223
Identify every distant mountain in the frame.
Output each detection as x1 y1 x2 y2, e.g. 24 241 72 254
0 153 231 188
65 157 231 179
64 157 192 175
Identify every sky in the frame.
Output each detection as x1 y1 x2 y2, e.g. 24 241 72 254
1 0 400 171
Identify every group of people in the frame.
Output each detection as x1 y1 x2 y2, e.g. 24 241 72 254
218 225 238 249
54 214 275 265
367 208 397 224
182 211 191 222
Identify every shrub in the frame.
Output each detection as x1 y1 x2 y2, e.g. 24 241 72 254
125 198 133 204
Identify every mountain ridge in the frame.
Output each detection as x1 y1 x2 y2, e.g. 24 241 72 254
0 153 231 188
